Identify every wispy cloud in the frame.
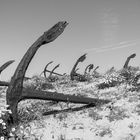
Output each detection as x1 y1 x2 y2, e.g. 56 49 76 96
84 39 139 53
96 42 137 53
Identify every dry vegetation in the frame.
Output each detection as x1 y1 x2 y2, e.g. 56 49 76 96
1 65 140 140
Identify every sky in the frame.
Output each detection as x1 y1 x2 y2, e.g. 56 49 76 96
0 0 140 81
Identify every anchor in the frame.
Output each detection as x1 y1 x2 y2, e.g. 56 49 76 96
41 61 63 78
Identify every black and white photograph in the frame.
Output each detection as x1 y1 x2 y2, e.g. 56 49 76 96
0 0 140 139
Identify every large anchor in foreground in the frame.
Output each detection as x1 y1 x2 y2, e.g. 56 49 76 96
0 21 110 126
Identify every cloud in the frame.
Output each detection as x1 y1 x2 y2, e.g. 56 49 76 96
96 42 137 53
84 39 139 53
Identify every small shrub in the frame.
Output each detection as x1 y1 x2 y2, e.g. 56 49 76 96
107 106 129 122
88 109 102 121
98 127 112 137
24 75 54 90
92 71 101 78
0 105 16 139
119 66 140 85
119 68 135 84
97 71 123 89
48 75 59 82
18 100 50 123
